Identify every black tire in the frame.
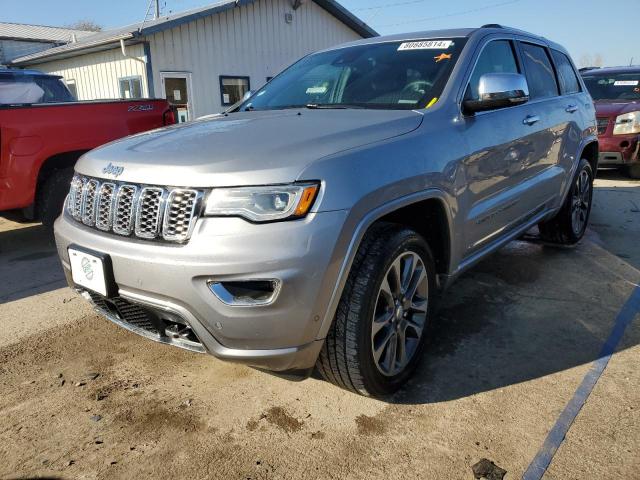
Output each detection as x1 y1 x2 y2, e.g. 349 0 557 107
538 158 593 245
626 164 640 180
316 223 437 397
37 167 74 230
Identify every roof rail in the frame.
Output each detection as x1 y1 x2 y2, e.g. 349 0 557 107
481 23 504 28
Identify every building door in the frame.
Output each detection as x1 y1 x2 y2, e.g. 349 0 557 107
160 72 193 122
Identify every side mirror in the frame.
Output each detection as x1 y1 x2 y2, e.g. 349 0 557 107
463 73 529 114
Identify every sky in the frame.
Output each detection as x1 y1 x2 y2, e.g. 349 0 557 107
3 0 639 67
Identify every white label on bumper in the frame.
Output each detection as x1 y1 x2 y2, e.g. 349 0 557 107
68 248 108 296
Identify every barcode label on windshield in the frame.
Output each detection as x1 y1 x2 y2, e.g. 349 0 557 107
613 80 638 86
398 40 452 51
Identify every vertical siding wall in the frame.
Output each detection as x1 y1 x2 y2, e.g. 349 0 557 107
35 44 148 100
148 0 362 117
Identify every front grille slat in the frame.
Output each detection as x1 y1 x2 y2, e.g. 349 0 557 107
66 174 201 243
95 183 116 231
163 189 199 242
81 179 99 226
135 188 165 239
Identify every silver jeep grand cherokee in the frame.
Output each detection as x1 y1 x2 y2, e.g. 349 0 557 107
54 25 598 396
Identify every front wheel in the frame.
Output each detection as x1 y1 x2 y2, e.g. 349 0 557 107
37 167 74 230
316 223 436 397
538 158 593 245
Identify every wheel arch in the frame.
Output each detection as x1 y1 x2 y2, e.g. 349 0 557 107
315 189 455 341
31 150 87 218
580 140 599 175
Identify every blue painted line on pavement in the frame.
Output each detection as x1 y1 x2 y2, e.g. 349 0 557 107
522 286 640 480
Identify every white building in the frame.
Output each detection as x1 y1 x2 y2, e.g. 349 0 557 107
10 0 376 120
0 22 94 65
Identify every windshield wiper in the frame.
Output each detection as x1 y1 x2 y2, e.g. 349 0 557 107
305 103 365 109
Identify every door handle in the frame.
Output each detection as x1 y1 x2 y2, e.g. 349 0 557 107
565 105 578 113
523 115 540 126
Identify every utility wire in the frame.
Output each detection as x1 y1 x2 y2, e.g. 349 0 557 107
353 0 427 11
373 0 524 28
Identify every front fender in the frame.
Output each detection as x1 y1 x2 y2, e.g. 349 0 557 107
312 187 455 341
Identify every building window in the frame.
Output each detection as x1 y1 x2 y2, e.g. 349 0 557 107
65 79 78 99
220 76 250 106
119 76 143 99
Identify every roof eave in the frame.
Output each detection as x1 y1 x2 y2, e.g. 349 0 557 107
313 0 378 38
10 33 135 65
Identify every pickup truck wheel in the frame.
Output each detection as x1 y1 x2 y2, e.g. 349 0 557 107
538 158 593 245
626 164 640 180
37 167 74 230
316 223 436 397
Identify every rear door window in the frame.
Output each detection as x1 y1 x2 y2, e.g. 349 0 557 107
551 50 581 95
465 40 519 101
519 42 559 99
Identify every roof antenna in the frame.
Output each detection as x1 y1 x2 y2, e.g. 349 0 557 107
138 0 157 32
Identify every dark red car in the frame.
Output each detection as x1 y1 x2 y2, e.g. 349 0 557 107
581 66 640 178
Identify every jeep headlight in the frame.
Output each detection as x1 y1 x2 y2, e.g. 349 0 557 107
204 183 319 222
613 111 640 135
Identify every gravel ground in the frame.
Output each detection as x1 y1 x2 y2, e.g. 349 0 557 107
0 170 638 479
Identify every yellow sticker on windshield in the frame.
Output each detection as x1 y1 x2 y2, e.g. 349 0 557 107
434 53 452 63
425 97 438 108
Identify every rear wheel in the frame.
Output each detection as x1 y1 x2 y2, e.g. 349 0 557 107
316 223 436 397
538 158 593 245
37 167 74 230
626 164 640 180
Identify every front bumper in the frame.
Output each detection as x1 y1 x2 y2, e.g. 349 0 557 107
598 133 640 166
54 209 349 371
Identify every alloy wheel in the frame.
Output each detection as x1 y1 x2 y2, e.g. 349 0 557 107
571 169 591 235
371 251 429 377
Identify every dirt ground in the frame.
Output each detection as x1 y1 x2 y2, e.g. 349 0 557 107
0 170 638 480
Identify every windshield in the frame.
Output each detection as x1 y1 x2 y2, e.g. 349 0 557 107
582 72 640 101
240 38 467 111
0 73 75 105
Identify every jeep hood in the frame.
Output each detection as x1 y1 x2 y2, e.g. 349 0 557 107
76 109 424 187
594 99 640 117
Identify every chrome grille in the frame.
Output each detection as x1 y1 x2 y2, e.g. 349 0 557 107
163 189 199 241
68 175 84 221
67 174 202 243
113 185 137 236
96 183 116 231
135 188 164 239
596 117 609 135
81 179 99 226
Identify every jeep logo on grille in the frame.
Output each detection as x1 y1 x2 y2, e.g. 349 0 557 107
102 163 124 178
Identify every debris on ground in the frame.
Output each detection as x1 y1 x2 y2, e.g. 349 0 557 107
90 415 102 422
471 458 507 480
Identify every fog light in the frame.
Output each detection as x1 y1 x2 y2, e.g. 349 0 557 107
208 279 280 306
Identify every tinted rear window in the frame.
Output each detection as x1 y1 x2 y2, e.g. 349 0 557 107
0 74 75 105
520 43 559 99
551 50 581 95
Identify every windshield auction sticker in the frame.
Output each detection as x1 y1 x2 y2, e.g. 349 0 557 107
398 40 452 51
614 80 639 86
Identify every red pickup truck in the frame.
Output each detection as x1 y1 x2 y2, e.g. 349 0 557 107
0 69 175 226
